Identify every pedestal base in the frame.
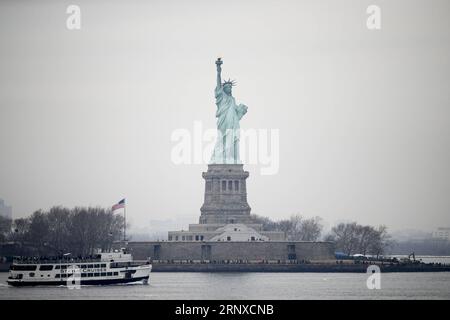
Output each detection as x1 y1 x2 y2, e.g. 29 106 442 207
199 164 251 225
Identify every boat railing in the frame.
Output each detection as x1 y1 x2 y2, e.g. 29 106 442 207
12 256 103 265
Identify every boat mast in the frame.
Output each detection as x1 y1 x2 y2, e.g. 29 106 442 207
123 204 126 242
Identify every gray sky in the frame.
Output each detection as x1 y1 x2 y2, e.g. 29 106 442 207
1 0 449 233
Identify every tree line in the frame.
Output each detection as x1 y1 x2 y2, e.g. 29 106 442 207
0 206 124 256
252 214 393 256
251 214 323 242
0 208 395 257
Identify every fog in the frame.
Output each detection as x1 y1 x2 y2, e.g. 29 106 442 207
1 0 449 234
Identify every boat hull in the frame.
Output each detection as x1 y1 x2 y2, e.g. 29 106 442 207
7 275 149 287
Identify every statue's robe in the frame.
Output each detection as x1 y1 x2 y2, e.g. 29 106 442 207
210 85 248 164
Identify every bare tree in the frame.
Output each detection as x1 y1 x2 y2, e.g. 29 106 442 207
328 222 359 255
297 216 323 241
250 214 280 231
277 219 294 235
28 210 50 255
11 217 30 243
0 216 12 243
356 225 373 255
46 206 71 254
368 225 394 258
5 206 125 256
328 222 393 256
251 214 323 241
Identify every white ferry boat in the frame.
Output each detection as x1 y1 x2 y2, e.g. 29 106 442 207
7 248 151 287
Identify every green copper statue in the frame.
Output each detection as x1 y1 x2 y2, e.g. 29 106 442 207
210 58 248 164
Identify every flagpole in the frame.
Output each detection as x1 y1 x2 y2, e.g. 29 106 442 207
123 202 126 242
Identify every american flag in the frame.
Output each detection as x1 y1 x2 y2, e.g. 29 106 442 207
112 198 125 211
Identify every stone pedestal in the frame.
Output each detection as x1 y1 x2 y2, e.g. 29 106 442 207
199 164 252 224
167 164 286 241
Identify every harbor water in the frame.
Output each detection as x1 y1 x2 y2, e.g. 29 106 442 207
1 271 450 300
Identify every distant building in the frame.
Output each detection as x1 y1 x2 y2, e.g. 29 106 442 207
432 228 450 241
0 199 12 219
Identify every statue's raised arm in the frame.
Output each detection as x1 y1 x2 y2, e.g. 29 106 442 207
215 58 223 89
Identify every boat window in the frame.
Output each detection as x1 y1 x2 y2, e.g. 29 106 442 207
81 265 87 269
29 272 35 277
55 265 60 269
113 272 118 276
61 265 67 270
100 264 106 268
107 272 112 276
94 264 100 268
110 262 132 268
101 272 106 276
88 273 93 277
94 273 100 277
81 274 87 278
11 265 37 271
55 274 60 278
61 274 67 278
39 265 53 271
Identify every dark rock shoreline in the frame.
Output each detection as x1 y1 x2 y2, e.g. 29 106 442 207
149 263 450 273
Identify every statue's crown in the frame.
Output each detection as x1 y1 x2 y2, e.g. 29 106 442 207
223 78 236 87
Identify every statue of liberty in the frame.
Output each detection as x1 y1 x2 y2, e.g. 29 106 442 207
210 58 248 164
